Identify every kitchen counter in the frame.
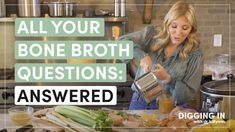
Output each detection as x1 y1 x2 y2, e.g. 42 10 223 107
203 60 235 80
0 109 167 132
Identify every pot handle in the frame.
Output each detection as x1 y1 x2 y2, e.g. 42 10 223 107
226 73 235 80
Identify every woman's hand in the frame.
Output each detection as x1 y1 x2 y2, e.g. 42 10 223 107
154 64 171 83
140 54 152 73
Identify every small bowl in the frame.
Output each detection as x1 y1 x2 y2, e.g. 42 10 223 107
122 120 141 128
8 106 34 125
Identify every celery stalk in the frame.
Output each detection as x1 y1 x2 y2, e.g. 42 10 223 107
58 106 97 120
52 111 95 132
46 113 77 132
55 106 96 127
54 106 112 132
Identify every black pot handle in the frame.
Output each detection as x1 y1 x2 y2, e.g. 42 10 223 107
226 73 235 80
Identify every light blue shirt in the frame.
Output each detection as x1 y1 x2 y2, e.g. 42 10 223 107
119 25 204 105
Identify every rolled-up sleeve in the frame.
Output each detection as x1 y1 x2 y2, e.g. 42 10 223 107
118 25 157 62
172 50 204 105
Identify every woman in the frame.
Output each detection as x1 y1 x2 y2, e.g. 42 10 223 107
119 1 203 110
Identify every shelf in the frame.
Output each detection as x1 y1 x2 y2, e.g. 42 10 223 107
104 17 128 22
0 17 128 23
0 17 15 22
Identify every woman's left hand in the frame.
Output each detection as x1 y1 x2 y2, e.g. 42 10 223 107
154 64 171 82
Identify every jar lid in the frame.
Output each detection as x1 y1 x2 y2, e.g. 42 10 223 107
201 79 235 96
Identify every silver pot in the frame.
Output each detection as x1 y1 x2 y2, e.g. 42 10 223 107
134 72 162 103
201 74 235 119
18 0 41 17
47 2 75 17
0 0 6 17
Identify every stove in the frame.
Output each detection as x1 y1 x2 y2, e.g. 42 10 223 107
0 68 134 111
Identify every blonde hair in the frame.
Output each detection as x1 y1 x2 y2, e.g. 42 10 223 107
152 1 200 59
